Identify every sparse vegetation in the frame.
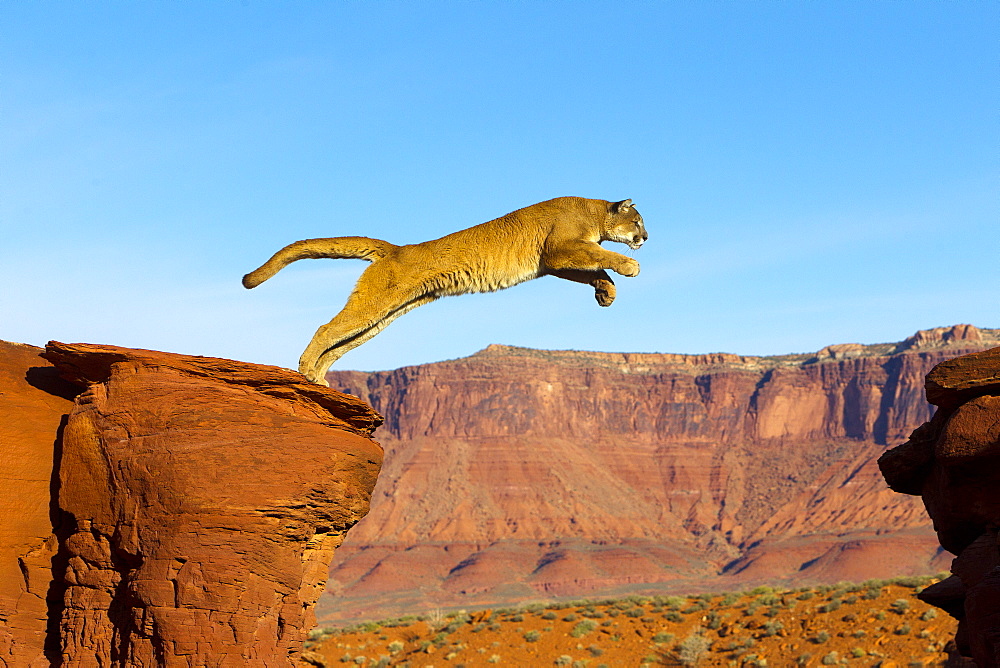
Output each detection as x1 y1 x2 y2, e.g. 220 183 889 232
306 576 955 666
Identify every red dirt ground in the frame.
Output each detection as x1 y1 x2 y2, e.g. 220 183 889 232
304 576 956 667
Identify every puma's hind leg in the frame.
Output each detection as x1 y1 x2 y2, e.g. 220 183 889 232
548 268 617 306
307 292 439 384
298 264 439 384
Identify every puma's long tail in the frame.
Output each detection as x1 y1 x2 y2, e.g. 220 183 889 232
242 236 398 289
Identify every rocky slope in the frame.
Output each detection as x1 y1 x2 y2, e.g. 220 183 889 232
320 325 999 623
0 340 382 666
880 345 1000 666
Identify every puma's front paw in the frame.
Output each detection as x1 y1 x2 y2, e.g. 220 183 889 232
617 258 640 277
594 279 616 307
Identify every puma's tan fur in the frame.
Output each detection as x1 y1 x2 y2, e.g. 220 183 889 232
243 196 647 385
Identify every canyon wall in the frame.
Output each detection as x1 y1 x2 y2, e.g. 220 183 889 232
320 325 999 623
0 341 382 666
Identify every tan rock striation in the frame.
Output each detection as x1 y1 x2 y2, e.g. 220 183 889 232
321 325 998 623
0 341 383 666
880 345 1000 666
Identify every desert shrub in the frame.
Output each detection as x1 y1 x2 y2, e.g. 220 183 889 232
487 622 501 631
796 591 815 601
587 645 604 657
372 658 390 668
509 614 524 623
720 593 739 606
339 654 352 664
664 596 685 609
488 655 500 664
563 613 578 622
387 641 404 654
749 586 773 596
677 629 711 666
652 632 674 644
850 647 865 657
841 613 857 623
862 588 882 600
895 624 912 635
760 594 779 605
626 607 644 618
851 629 866 638
921 608 938 621
570 620 598 638
352 657 366 666
820 652 838 665
664 611 683 622
874 611 886 620
706 613 722 630
813 630 830 644
796 654 812 666
554 656 572 666
524 630 540 642
843 595 858 604
764 606 781 617
819 599 841 613
600 620 612 627
762 620 783 637
572 661 590 668
891 599 911 614
542 611 557 620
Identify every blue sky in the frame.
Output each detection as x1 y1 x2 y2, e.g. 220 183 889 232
2 2 997 371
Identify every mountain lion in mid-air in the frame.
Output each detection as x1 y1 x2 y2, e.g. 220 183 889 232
243 196 647 385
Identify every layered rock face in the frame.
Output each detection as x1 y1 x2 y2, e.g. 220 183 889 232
0 341 382 666
321 325 999 623
880 346 1000 666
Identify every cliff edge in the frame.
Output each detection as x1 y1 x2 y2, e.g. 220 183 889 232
0 340 383 666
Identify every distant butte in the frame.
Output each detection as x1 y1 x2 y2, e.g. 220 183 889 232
320 325 999 624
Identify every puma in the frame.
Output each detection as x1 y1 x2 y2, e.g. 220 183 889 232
243 196 647 385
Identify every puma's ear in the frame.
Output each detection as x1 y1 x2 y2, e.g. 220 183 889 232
613 199 633 214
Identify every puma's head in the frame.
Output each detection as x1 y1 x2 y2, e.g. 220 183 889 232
606 199 647 250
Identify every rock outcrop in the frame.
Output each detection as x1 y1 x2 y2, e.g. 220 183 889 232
320 325 999 623
880 346 1000 666
0 340 382 666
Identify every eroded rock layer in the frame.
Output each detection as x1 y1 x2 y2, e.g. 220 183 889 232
880 346 1000 666
0 341 383 666
321 325 998 623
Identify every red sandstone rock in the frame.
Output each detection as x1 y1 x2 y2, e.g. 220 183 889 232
0 341 78 667
319 326 999 623
925 345 1000 409
880 345 1000 665
0 340 383 666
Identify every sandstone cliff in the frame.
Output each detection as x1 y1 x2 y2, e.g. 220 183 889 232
880 346 1000 666
320 325 998 623
0 341 382 666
